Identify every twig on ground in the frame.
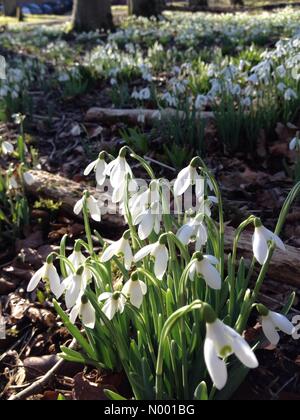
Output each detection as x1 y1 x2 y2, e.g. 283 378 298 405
8 338 76 401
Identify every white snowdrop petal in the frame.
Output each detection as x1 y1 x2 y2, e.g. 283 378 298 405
138 213 154 240
134 244 155 262
73 198 83 216
84 159 97 176
102 299 117 321
69 304 80 324
87 197 101 222
203 255 219 266
177 224 195 245
253 228 269 265
101 240 121 263
81 301 96 329
269 312 295 335
47 264 62 299
174 166 192 196
199 260 222 290
124 242 133 270
225 327 259 369
204 338 228 391
95 160 107 186
262 317 280 345
27 267 44 292
154 245 168 280
98 292 113 302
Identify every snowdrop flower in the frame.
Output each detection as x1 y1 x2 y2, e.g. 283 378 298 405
284 88 297 101
122 272 147 309
134 237 169 280
252 219 285 265
62 267 87 309
1 140 14 155
27 258 62 298
70 295 95 329
67 245 92 283
204 306 259 390
23 172 35 186
105 148 133 189
98 291 126 321
101 231 133 270
74 192 102 222
177 214 208 250
130 180 160 221
84 152 107 186
189 253 221 290
174 158 204 197
289 135 300 151
258 305 295 345
8 175 19 190
133 202 162 241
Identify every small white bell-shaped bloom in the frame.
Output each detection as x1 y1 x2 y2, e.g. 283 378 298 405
122 272 147 309
134 237 169 280
84 152 107 186
189 254 221 290
74 192 102 222
27 258 62 299
98 291 126 321
101 231 133 270
70 295 96 329
252 219 285 265
258 305 295 345
203 306 258 391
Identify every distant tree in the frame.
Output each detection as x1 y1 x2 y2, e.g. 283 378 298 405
128 0 165 17
3 0 17 16
72 0 113 32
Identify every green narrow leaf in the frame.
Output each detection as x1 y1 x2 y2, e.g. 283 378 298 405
104 389 127 401
53 300 96 361
282 292 296 315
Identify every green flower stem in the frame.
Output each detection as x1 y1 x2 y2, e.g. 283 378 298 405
82 198 94 256
155 300 203 400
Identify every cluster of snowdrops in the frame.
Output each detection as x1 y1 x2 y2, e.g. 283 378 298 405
26 147 298 400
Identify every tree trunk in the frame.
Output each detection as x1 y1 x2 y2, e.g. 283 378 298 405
72 0 113 32
3 0 17 16
128 0 165 17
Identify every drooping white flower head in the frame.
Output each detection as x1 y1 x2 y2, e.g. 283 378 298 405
27 259 62 299
70 295 96 329
174 158 204 198
189 254 221 290
101 231 133 270
134 237 169 280
177 213 208 250
105 148 133 189
204 307 258 390
122 273 147 309
61 267 87 309
84 152 107 186
98 291 126 321
23 171 35 186
1 140 14 155
74 192 102 222
258 305 295 345
67 242 92 283
252 219 285 265
129 180 160 222
289 135 300 151
133 202 162 241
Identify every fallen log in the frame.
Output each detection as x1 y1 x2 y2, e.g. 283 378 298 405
24 170 300 287
85 107 215 127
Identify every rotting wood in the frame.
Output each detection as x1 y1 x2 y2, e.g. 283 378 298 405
24 170 300 287
85 107 215 127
